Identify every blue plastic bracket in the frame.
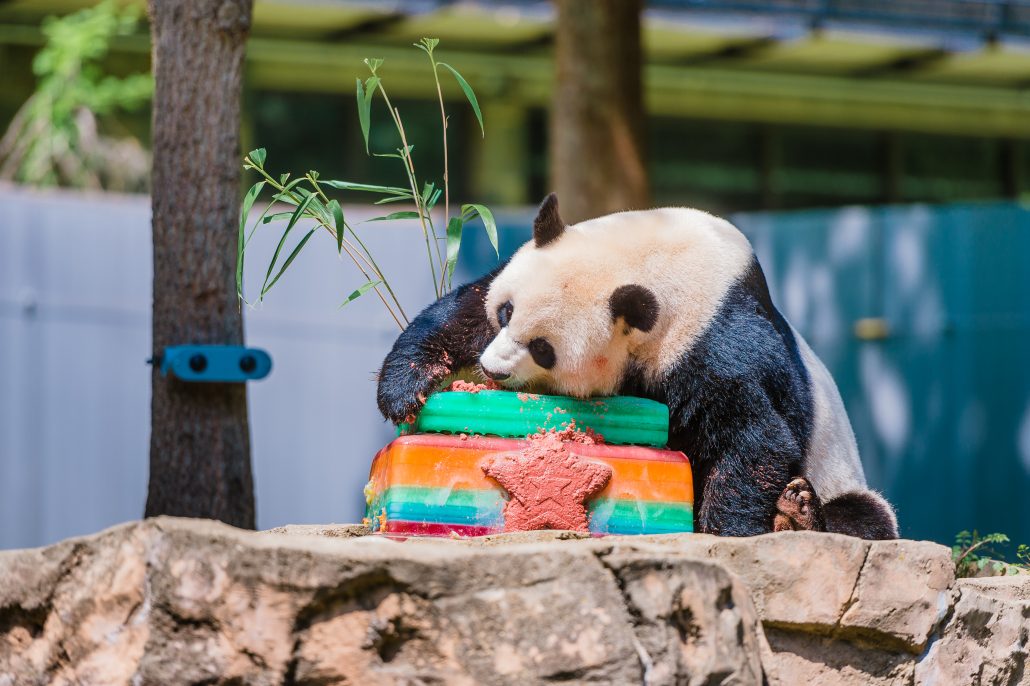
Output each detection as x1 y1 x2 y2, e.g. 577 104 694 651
158 345 272 383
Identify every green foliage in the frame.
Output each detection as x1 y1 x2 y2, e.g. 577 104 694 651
340 280 382 309
438 63 484 137
355 76 379 155
239 40 498 329
952 530 1030 578
0 0 152 190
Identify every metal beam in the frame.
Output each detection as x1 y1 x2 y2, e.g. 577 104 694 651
3 24 1030 139
241 37 1030 139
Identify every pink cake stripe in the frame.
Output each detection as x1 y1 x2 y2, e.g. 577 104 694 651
381 521 497 537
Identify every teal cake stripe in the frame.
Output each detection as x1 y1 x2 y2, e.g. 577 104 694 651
380 485 504 508
369 486 693 534
374 486 505 527
588 498 693 534
384 501 504 526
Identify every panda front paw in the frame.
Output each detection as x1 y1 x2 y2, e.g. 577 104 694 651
376 348 452 424
376 368 435 424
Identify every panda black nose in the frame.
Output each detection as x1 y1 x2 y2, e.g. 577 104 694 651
483 367 510 381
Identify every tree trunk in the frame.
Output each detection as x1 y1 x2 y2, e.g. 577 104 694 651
551 0 649 224
146 0 255 528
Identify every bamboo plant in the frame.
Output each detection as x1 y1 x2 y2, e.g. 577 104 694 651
238 39 497 330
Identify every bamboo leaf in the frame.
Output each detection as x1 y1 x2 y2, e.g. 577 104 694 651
244 199 277 252
463 203 498 256
438 62 483 136
445 216 463 286
296 188 333 225
356 76 379 155
321 180 412 196
365 211 420 223
263 211 294 224
374 195 410 205
271 177 305 205
356 80 368 154
328 198 345 254
262 228 316 296
339 280 382 309
247 148 266 168
237 180 265 298
261 194 314 299
427 188 443 212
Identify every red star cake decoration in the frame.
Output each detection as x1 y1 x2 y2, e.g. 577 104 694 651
482 429 613 533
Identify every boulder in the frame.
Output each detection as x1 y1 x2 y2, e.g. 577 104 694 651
915 575 1030 686
0 519 759 685
838 539 955 652
0 518 1024 686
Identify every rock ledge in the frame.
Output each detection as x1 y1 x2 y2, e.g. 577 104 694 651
1 518 1027 685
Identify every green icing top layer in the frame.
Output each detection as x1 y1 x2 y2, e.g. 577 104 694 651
398 390 669 446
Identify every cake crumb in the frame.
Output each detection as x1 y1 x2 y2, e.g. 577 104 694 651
446 379 502 393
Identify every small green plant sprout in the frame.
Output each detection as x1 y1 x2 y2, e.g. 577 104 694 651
952 530 1030 578
0 0 152 190
238 39 497 330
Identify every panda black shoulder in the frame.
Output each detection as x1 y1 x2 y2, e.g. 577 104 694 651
647 256 815 470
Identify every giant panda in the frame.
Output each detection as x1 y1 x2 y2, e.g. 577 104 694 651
377 194 898 539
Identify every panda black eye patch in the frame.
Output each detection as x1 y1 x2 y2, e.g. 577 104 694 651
527 338 556 369
497 301 514 327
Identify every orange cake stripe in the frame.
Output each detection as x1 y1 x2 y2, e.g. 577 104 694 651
376 452 692 500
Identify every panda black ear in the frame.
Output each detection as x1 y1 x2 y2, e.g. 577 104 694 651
533 192 565 248
609 285 659 333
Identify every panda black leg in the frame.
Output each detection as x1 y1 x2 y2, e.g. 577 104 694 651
821 490 899 540
773 477 825 532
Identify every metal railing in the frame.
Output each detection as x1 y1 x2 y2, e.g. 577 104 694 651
647 0 1030 37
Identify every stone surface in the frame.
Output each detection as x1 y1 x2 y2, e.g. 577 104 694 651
839 539 955 652
761 627 915 685
601 543 764 685
0 519 1025 686
264 523 371 538
0 520 756 685
916 575 1030 686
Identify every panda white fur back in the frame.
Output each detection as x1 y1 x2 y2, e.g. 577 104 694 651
789 327 865 499
377 194 899 539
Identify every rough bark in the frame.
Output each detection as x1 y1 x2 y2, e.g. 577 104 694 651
551 0 649 224
146 0 255 528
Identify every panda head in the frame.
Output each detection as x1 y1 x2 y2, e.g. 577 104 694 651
480 193 754 398
481 194 659 397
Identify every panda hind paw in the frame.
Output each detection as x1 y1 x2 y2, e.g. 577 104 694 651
773 477 825 532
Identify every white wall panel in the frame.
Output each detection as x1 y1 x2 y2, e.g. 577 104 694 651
0 184 442 549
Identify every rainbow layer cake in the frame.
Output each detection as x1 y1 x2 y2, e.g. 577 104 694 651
365 390 693 537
